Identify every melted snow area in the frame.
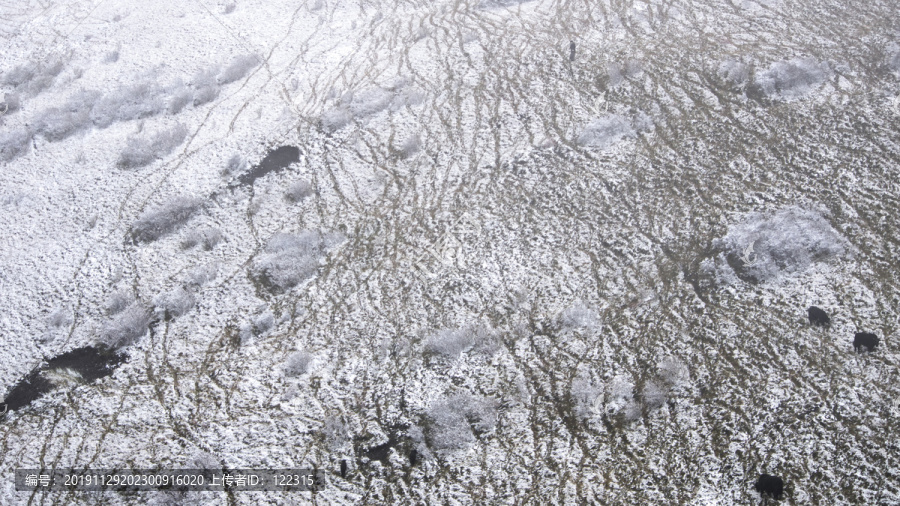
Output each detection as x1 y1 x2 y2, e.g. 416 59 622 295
1 0 899 504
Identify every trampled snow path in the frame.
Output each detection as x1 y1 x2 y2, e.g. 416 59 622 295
1 0 899 504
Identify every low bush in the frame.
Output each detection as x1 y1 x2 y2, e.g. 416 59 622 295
217 54 259 84
250 231 343 293
284 180 312 203
99 302 152 349
0 129 33 161
426 393 498 453
104 290 134 315
117 123 188 168
130 195 203 243
90 82 166 128
181 227 223 250
153 287 196 319
283 351 312 377
424 325 496 358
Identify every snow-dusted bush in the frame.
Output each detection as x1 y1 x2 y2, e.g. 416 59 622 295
130 196 203 243
478 0 531 9
605 375 634 416
190 69 219 106
284 180 312 203
117 123 188 168
658 357 689 388
2 59 64 95
253 311 275 334
167 85 193 114
217 54 259 84
320 80 424 132
751 57 830 100
46 307 72 328
2 92 21 114
33 91 98 141
250 231 343 293
320 107 352 132
283 351 312 377
153 287 195 319
642 381 667 410
223 154 248 175
99 302 152 349
705 206 849 284
556 301 599 331
0 129 32 161
104 290 134 315
181 227 223 250
396 134 420 158
888 44 900 72
718 59 749 89
570 372 603 420
424 325 496 358
426 393 498 452
576 114 634 148
184 262 219 286
89 82 166 127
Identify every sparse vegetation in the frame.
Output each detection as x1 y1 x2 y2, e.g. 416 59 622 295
284 180 312 203
117 123 188 168
283 351 312 377
98 302 152 349
130 195 203 243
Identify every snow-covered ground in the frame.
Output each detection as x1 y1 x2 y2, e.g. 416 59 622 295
1 0 899 503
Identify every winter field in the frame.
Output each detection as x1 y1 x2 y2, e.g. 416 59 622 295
1 0 899 503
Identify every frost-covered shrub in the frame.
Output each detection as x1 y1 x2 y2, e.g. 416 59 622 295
89 82 166 127
184 262 219 286
607 63 625 88
2 59 64 95
283 351 312 377
622 399 643 422
99 302 152 349
570 373 603 420
47 307 72 328
605 375 634 416
153 287 195 319
33 91 98 141
167 85 193 114
576 115 634 148
424 325 496 358
556 301 598 330
104 290 134 315
191 69 219 106
320 108 352 132
130 196 203 243
718 59 749 89
2 92 21 114
118 123 188 168
253 311 275 334
0 129 33 161
396 134 420 158
706 206 849 284
320 80 423 132
217 54 259 84
426 393 498 452
284 180 312 203
751 57 830 100
888 44 900 72
181 227 223 250
642 381 667 410
223 154 248 175
322 415 348 449
478 0 531 9
658 357 689 388
250 231 343 293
